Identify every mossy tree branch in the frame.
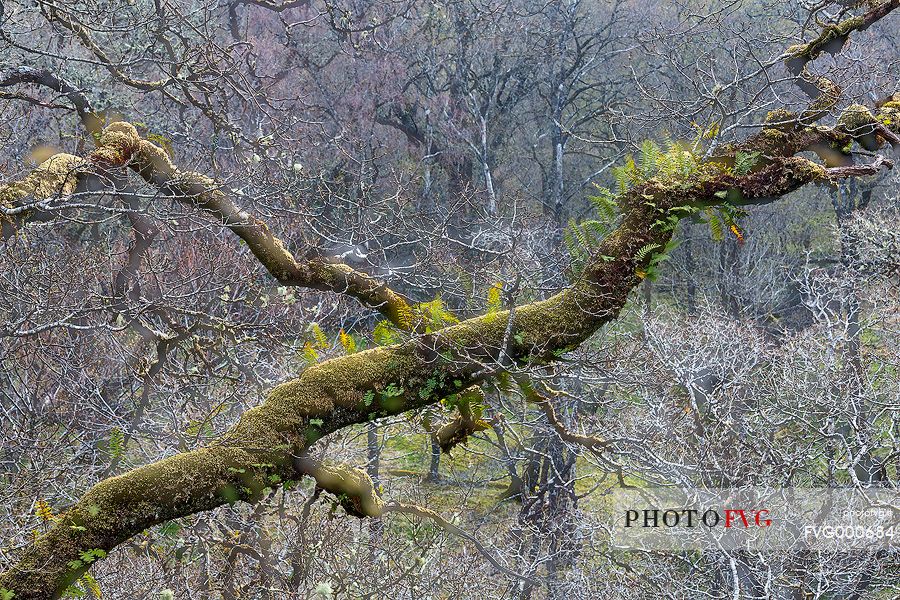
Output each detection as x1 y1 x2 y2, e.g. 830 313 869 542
0 122 418 330
2 104 894 596
3 8 900 581
782 1 898 121
784 0 898 71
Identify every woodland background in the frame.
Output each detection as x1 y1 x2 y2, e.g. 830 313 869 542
1 0 899 598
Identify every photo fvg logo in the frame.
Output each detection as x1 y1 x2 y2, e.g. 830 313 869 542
611 488 900 551
624 508 772 529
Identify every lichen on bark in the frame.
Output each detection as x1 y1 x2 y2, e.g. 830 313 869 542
1 83 896 598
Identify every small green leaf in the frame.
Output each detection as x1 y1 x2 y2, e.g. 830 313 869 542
67 559 84 571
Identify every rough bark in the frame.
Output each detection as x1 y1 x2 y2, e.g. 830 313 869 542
1 119 892 597
0 122 418 330
2 6 900 588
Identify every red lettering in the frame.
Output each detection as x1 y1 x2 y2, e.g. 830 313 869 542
724 509 749 528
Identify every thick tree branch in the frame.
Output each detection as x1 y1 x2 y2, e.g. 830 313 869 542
3 4 899 578
2 106 892 594
782 1 899 120
784 0 899 71
0 122 418 330
0 153 87 237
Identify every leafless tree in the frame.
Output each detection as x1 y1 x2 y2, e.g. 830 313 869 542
1 1 899 599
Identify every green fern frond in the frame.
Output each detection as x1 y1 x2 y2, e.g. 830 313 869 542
624 156 643 186
589 186 618 224
580 219 607 243
339 329 357 353
564 220 589 273
639 139 660 176
81 573 102 599
372 320 397 346
570 218 589 248
612 165 629 195
108 427 124 462
301 342 319 365
417 297 459 332
563 223 578 254
635 242 661 262
706 208 724 241
310 323 329 349
734 150 760 176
